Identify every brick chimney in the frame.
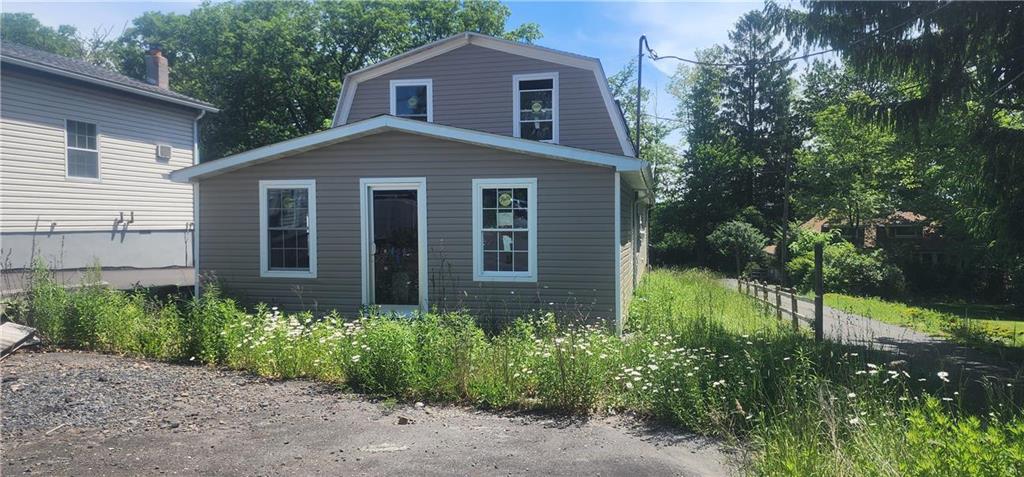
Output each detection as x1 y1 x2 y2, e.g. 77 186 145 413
145 45 169 89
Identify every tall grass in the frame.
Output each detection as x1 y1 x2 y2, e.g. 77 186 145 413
12 265 1024 475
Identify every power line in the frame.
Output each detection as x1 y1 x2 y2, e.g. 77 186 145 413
644 1 952 69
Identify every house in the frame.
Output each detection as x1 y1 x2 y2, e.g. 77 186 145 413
0 43 217 288
170 32 652 330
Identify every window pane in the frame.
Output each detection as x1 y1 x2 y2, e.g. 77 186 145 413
497 232 514 251
513 232 529 251
513 188 527 208
513 252 529 272
395 85 428 117
482 188 496 208
496 209 514 228
513 209 528 228
483 252 498 271
519 79 552 90
497 252 513 271
482 231 498 251
67 149 98 178
520 120 553 141
483 209 497 228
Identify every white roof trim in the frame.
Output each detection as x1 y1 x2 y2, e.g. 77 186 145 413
330 32 636 158
170 115 648 183
2 56 219 113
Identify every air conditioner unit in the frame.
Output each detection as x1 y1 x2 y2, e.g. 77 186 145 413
156 144 172 161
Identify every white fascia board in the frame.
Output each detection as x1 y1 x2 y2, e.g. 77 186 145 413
329 32 636 157
2 57 220 113
171 116 648 183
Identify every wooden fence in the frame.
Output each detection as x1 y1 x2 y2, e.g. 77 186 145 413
738 243 826 341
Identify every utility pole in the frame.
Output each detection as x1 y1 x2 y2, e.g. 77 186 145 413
636 35 648 158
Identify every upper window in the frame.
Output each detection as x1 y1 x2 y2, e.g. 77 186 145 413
513 73 559 143
472 178 537 282
66 120 99 179
259 180 317 278
390 79 432 122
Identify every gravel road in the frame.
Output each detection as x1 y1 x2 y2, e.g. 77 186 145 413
2 351 734 476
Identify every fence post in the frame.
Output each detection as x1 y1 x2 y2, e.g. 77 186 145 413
775 285 783 320
790 289 799 331
814 242 824 342
738 277 743 292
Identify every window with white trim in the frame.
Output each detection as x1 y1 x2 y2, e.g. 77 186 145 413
259 180 317 278
390 79 432 122
66 119 99 178
472 178 537 281
513 73 558 143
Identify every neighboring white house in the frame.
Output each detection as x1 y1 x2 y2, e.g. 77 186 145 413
0 42 217 283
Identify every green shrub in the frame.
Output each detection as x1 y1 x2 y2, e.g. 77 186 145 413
789 241 905 298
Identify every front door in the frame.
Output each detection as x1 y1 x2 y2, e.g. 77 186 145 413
360 178 426 313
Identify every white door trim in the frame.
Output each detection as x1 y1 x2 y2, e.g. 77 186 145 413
359 177 428 313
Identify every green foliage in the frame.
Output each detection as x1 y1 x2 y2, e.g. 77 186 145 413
18 266 1024 475
1 12 83 57
104 0 541 160
707 220 768 277
788 240 905 298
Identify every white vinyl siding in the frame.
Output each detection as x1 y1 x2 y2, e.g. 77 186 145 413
0 66 196 232
472 178 537 282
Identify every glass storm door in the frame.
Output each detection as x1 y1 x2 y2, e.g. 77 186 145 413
370 188 419 308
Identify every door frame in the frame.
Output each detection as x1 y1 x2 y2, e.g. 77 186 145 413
359 177 428 314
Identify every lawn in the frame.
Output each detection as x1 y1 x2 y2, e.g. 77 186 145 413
11 265 1024 476
826 293 1024 358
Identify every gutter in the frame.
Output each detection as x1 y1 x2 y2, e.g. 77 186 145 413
192 110 206 165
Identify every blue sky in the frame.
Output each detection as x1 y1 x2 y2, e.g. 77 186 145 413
5 1 765 143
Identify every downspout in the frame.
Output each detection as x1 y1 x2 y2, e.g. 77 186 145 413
192 110 205 297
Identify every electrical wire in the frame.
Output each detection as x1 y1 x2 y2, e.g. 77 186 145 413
645 1 953 69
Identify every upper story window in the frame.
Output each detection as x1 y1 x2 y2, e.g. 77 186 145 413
513 72 559 143
259 180 318 278
390 79 432 122
472 178 537 282
66 119 99 179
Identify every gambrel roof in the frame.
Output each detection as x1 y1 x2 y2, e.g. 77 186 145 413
331 32 636 158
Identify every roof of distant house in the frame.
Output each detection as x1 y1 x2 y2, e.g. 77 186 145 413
0 42 218 112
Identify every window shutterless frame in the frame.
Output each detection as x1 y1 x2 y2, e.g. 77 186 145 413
389 79 433 122
472 178 537 282
512 72 559 144
64 118 102 182
258 179 318 279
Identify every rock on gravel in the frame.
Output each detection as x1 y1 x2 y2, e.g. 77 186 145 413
2 351 735 476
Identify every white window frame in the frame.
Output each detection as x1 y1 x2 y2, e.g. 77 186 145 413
472 178 538 282
512 72 559 144
259 179 318 279
389 79 433 122
64 118 102 182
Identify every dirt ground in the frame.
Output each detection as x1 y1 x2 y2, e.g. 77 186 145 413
1 351 734 476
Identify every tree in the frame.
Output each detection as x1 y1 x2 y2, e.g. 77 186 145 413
719 10 799 221
1 12 83 57
107 0 541 160
770 0 1024 300
707 220 767 278
607 59 678 192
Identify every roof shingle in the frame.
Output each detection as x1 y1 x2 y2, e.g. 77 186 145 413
0 41 217 111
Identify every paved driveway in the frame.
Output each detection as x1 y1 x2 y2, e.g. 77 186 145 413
2 351 734 476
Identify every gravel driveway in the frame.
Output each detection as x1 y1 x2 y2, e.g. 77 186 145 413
2 351 733 476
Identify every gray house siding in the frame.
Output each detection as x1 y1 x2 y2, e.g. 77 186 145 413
0 65 198 271
619 179 651 322
198 131 616 326
345 44 625 156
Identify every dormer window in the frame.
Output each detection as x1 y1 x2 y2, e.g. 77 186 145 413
390 79 432 122
513 72 559 143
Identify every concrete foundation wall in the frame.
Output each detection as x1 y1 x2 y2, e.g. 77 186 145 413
1 228 192 270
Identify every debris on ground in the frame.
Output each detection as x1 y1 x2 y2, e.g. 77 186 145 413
0 322 38 359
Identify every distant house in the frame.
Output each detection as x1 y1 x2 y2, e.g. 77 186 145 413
0 43 217 283
782 212 959 267
170 33 652 330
